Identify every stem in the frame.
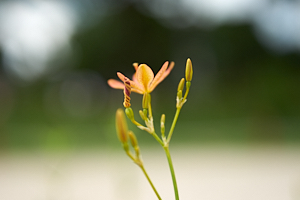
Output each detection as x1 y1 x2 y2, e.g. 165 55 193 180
131 119 144 127
139 164 162 200
183 86 190 101
152 131 164 146
166 82 190 144
148 93 153 118
163 146 179 200
166 107 181 143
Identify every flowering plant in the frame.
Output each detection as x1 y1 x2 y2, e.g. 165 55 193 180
108 58 193 200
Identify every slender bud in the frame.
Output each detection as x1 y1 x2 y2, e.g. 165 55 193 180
185 58 193 82
139 110 147 121
161 114 165 124
177 78 185 92
125 107 134 121
143 108 148 118
160 114 165 136
123 77 131 108
123 142 130 153
128 131 138 148
116 109 128 143
177 90 182 99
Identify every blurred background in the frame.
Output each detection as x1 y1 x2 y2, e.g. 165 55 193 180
0 0 299 199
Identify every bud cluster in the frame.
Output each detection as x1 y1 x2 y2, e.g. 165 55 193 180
176 58 193 108
116 109 141 164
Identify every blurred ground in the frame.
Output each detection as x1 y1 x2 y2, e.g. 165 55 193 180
1 144 300 200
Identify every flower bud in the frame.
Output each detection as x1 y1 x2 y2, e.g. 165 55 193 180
177 90 182 99
116 109 128 144
177 78 185 92
128 131 138 148
139 110 147 121
186 81 191 89
185 58 193 82
125 107 134 121
123 142 130 153
160 114 165 136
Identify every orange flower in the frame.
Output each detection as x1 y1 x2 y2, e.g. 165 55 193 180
108 61 174 94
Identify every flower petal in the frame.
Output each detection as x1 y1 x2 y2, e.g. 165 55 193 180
162 61 174 80
117 72 126 82
133 63 139 71
137 64 154 92
132 72 138 83
118 72 144 93
131 88 144 94
107 79 124 89
149 61 174 92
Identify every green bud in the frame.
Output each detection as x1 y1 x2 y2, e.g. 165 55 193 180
134 146 140 157
160 114 165 136
185 58 193 82
177 78 185 92
143 108 148 118
177 90 182 99
161 114 165 124
123 142 130 153
186 81 191 89
116 109 128 144
139 110 147 121
125 107 134 121
128 131 138 148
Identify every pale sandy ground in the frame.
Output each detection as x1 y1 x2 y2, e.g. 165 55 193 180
0 145 300 200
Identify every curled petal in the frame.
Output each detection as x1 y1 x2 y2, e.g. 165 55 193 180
137 64 154 92
118 72 144 93
123 77 131 108
123 77 131 96
108 79 124 89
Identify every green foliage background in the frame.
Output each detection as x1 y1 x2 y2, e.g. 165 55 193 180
0 5 299 150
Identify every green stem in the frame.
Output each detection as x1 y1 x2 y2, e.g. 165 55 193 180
163 146 179 200
166 107 181 144
139 164 162 200
148 93 153 118
152 131 164 146
166 82 190 144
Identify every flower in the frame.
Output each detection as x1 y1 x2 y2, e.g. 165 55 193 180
108 61 174 94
